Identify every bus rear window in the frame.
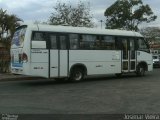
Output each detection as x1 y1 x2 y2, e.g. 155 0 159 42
11 26 27 48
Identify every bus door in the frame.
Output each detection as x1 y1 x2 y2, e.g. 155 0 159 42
122 38 136 72
49 34 68 78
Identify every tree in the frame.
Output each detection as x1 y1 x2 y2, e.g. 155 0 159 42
104 0 157 31
0 8 22 73
0 8 7 39
49 1 94 27
140 27 160 43
0 8 22 40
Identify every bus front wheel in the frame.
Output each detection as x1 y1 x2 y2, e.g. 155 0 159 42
136 65 145 76
70 68 84 82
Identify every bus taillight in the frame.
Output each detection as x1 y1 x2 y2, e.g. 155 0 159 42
22 53 28 63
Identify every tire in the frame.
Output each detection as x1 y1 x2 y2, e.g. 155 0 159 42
136 65 145 77
115 73 122 77
70 68 84 82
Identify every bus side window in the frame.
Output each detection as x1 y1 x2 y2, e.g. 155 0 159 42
31 32 47 49
115 38 122 50
50 34 57 49
79 35 96 50
101 36 115 50
32 32 45 41
94 36 101 49
60 35 67 50
70 34 79 49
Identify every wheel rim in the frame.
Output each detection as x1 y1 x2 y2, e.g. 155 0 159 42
140 67 145 76
74 71 82 81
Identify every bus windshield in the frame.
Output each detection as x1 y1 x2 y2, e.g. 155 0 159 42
11 26 27 48
137 38 150 53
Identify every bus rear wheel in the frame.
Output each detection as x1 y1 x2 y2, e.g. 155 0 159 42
115 73 122 77
70 68 84 82
136 65 145 76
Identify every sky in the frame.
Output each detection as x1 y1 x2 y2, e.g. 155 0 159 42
0 0 160 29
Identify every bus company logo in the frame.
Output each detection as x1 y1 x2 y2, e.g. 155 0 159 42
1 114 18 120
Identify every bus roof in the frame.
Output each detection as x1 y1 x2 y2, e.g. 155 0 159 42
23 23 143 37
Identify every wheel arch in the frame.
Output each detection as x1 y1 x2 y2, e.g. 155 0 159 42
137 61 148 71
69 63 87 77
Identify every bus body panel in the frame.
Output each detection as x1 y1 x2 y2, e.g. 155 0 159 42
50 50 59 78
137 51 153 71
59 50 68 77
30 49 49 78
69 50 121 75
30 63 48 78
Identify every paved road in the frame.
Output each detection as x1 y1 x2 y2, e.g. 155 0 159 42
0 69 160 114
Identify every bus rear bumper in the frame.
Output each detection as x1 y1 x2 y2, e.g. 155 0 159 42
11 68 23 75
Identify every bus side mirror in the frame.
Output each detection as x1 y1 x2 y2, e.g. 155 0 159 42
31 41 46 49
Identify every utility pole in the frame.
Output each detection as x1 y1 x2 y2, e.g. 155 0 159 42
99 20 104 29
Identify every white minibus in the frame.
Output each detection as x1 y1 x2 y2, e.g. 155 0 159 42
10 24 153 81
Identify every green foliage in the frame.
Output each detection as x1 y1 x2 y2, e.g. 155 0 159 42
104 0 157 31
49 1 94 27
0 8 22 73
140 27 160 43
0 8 22 40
